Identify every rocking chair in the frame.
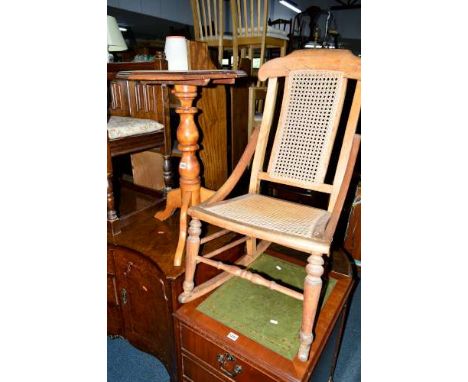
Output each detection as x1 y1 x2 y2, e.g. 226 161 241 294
178 49 361 362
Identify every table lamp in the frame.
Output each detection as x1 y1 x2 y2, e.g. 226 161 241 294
107 15 127 62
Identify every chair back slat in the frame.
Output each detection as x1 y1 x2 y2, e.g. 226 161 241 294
243 0 248 37
237 0 243 34
213 0 218 36
231 0 268 38
191 0 203 40
206 0 212 36
250 0 254 36
257 0 261 34
192 0 225 40
200 0 208 37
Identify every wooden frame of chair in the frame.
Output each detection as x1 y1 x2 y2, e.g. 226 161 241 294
247 85 267 137
107 78 172 235
191 0 231 67
230 0 288 70
178 50 361 362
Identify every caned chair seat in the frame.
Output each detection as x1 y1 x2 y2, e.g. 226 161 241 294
107 116 164 140
190 194 331 251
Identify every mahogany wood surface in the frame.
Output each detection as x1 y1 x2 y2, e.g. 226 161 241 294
115 69 246 84
108 204 245 382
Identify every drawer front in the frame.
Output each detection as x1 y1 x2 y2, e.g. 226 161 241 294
183 354 226 382
180 324 276 382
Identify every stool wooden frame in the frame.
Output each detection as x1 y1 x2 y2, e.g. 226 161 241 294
178 49 361 362
191 0 232 67
230 0 288 70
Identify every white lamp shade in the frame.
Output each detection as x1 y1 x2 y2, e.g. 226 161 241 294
164 36 188 70
107 16 128 52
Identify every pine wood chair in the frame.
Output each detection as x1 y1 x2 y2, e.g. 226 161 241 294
230 0 289 70
190 0 232 67
178 49 361 362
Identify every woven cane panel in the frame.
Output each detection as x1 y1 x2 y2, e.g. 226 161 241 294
204 194 329 238
268 70 344 184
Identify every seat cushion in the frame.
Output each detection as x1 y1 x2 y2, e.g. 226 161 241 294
107 116 164 140
198 194 330 239
236 27 289 40
202 34 233 41
266 26 289 40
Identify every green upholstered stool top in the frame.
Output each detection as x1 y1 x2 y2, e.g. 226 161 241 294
197 254 337 360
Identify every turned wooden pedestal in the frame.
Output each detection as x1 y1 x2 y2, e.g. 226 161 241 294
115 70 247 266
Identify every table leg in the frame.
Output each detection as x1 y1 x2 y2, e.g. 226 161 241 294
154 188 181 221
153 84 218 265
154 187 216 222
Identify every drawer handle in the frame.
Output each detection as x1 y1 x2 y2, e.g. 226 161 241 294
121 288 128 305
216 353 242 378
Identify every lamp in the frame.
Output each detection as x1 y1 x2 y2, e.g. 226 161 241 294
107 15 127 61
279 0 302 14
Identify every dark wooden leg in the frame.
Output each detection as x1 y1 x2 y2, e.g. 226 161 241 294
179 218 201 303
107 142 121 235
163 154 173 193
298 252 324 361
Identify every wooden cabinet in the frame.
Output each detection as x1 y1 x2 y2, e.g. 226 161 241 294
175 268 354 382
107 250 123 335
107 207 245 382
107 245 181 381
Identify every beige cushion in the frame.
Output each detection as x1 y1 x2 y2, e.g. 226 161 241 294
107 116 164 140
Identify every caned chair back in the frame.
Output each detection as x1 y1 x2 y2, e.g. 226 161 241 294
249 49 361 213
191 0 224 42
230 0 269 38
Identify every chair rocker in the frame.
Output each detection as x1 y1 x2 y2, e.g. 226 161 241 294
178 49 361 362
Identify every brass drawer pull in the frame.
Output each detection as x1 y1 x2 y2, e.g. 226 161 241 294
121 288 128 305
216 353 242 378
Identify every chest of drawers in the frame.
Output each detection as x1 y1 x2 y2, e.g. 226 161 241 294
175 266 354 382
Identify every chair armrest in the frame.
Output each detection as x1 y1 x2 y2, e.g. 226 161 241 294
203 126 260 205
